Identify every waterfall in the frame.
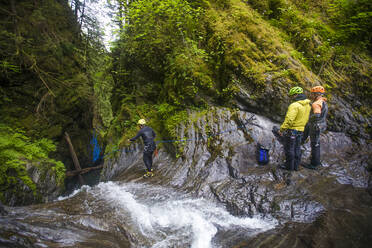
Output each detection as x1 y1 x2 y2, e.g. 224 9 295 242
88 181 277 248
0 181 277 248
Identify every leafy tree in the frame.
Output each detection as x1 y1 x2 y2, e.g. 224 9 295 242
0 0 111 205
111 0 211 108
329 0 372 51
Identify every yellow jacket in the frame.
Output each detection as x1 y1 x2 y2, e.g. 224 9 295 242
280 98 311 132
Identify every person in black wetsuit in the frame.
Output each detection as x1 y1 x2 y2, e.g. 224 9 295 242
129 119 156 177
302 86 328 170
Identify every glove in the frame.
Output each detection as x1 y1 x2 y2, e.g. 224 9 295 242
314 123 320 132
272 126 283 136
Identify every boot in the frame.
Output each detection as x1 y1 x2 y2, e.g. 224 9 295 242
143 170 154 178
302 163 318 170
279 164 290 170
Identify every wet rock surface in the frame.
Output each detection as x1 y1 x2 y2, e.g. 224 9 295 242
232 185 372 248
0 188 131 248
1 161 65 207
1 107 371 247
101 107 372 247
0 202 7 216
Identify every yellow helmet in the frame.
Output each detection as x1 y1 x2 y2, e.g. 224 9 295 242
138 119 146 125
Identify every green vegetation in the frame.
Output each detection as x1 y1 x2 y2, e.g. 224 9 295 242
0 0 371 204
0 0 113 205
248 0 372 104
0 0 95 144
329 0 372 50
107 0 371 152
0 123 65 203
111 0 210 108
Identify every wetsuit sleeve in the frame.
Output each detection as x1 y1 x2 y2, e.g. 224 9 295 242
280 103 298 131
130 129 143 141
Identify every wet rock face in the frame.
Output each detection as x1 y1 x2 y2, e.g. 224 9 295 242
2 162 65 206
235 83 287 123
0 202 6 216
1 176 34 207
0 190 132 248
101 107 371 224
234 185 372 248
100 143 145 182
327 94 372 140
26 162 65 204
235 84 372 140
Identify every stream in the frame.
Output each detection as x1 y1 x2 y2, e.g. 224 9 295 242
2 109 372 247
0 181 277 248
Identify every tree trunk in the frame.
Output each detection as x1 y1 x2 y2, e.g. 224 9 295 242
74 0 79 21
66 165 103 177
10 0 19 54
79 0 86 29
10 0 17 31
64 132 85 186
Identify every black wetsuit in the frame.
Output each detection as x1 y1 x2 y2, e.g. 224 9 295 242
130 126 156 172
302 99 328 167
273 126 303 171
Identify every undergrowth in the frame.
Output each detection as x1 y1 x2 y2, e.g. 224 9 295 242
0 123 65 203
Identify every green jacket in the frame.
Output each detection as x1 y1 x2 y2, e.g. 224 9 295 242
280 96 311 132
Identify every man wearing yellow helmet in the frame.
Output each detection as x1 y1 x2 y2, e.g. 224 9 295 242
278 86 311 171
129 119 157 177
302 86 328 170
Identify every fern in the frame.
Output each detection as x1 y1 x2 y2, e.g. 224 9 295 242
0 123 66 202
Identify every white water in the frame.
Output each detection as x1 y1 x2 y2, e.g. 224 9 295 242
56 185 91 201
3 181 277 247
70 181 277 248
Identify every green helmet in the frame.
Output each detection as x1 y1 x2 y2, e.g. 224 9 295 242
288 86 303 96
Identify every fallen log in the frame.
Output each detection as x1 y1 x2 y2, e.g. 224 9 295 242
66 164 104 177
64 132 85 185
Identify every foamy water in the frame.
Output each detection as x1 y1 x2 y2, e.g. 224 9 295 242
3 181 277 248
91 181 277 248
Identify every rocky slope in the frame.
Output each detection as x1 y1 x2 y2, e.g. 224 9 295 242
1 161 65 206
101 107 372 246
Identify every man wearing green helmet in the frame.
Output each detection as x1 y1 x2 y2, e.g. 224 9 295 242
278 86 311 171
129 119 157 177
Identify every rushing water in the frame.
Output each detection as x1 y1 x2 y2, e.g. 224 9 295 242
0 181 277 248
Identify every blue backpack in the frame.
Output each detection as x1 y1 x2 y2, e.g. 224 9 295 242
256 143 269 165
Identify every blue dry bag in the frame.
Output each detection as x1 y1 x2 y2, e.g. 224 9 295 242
256 143 269 165
91 132 101 163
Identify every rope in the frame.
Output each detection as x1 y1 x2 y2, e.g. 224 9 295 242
155 120 253 144
101 115 256 158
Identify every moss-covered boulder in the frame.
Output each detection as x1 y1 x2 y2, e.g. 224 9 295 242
1 160 65 206
0 124 65 206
